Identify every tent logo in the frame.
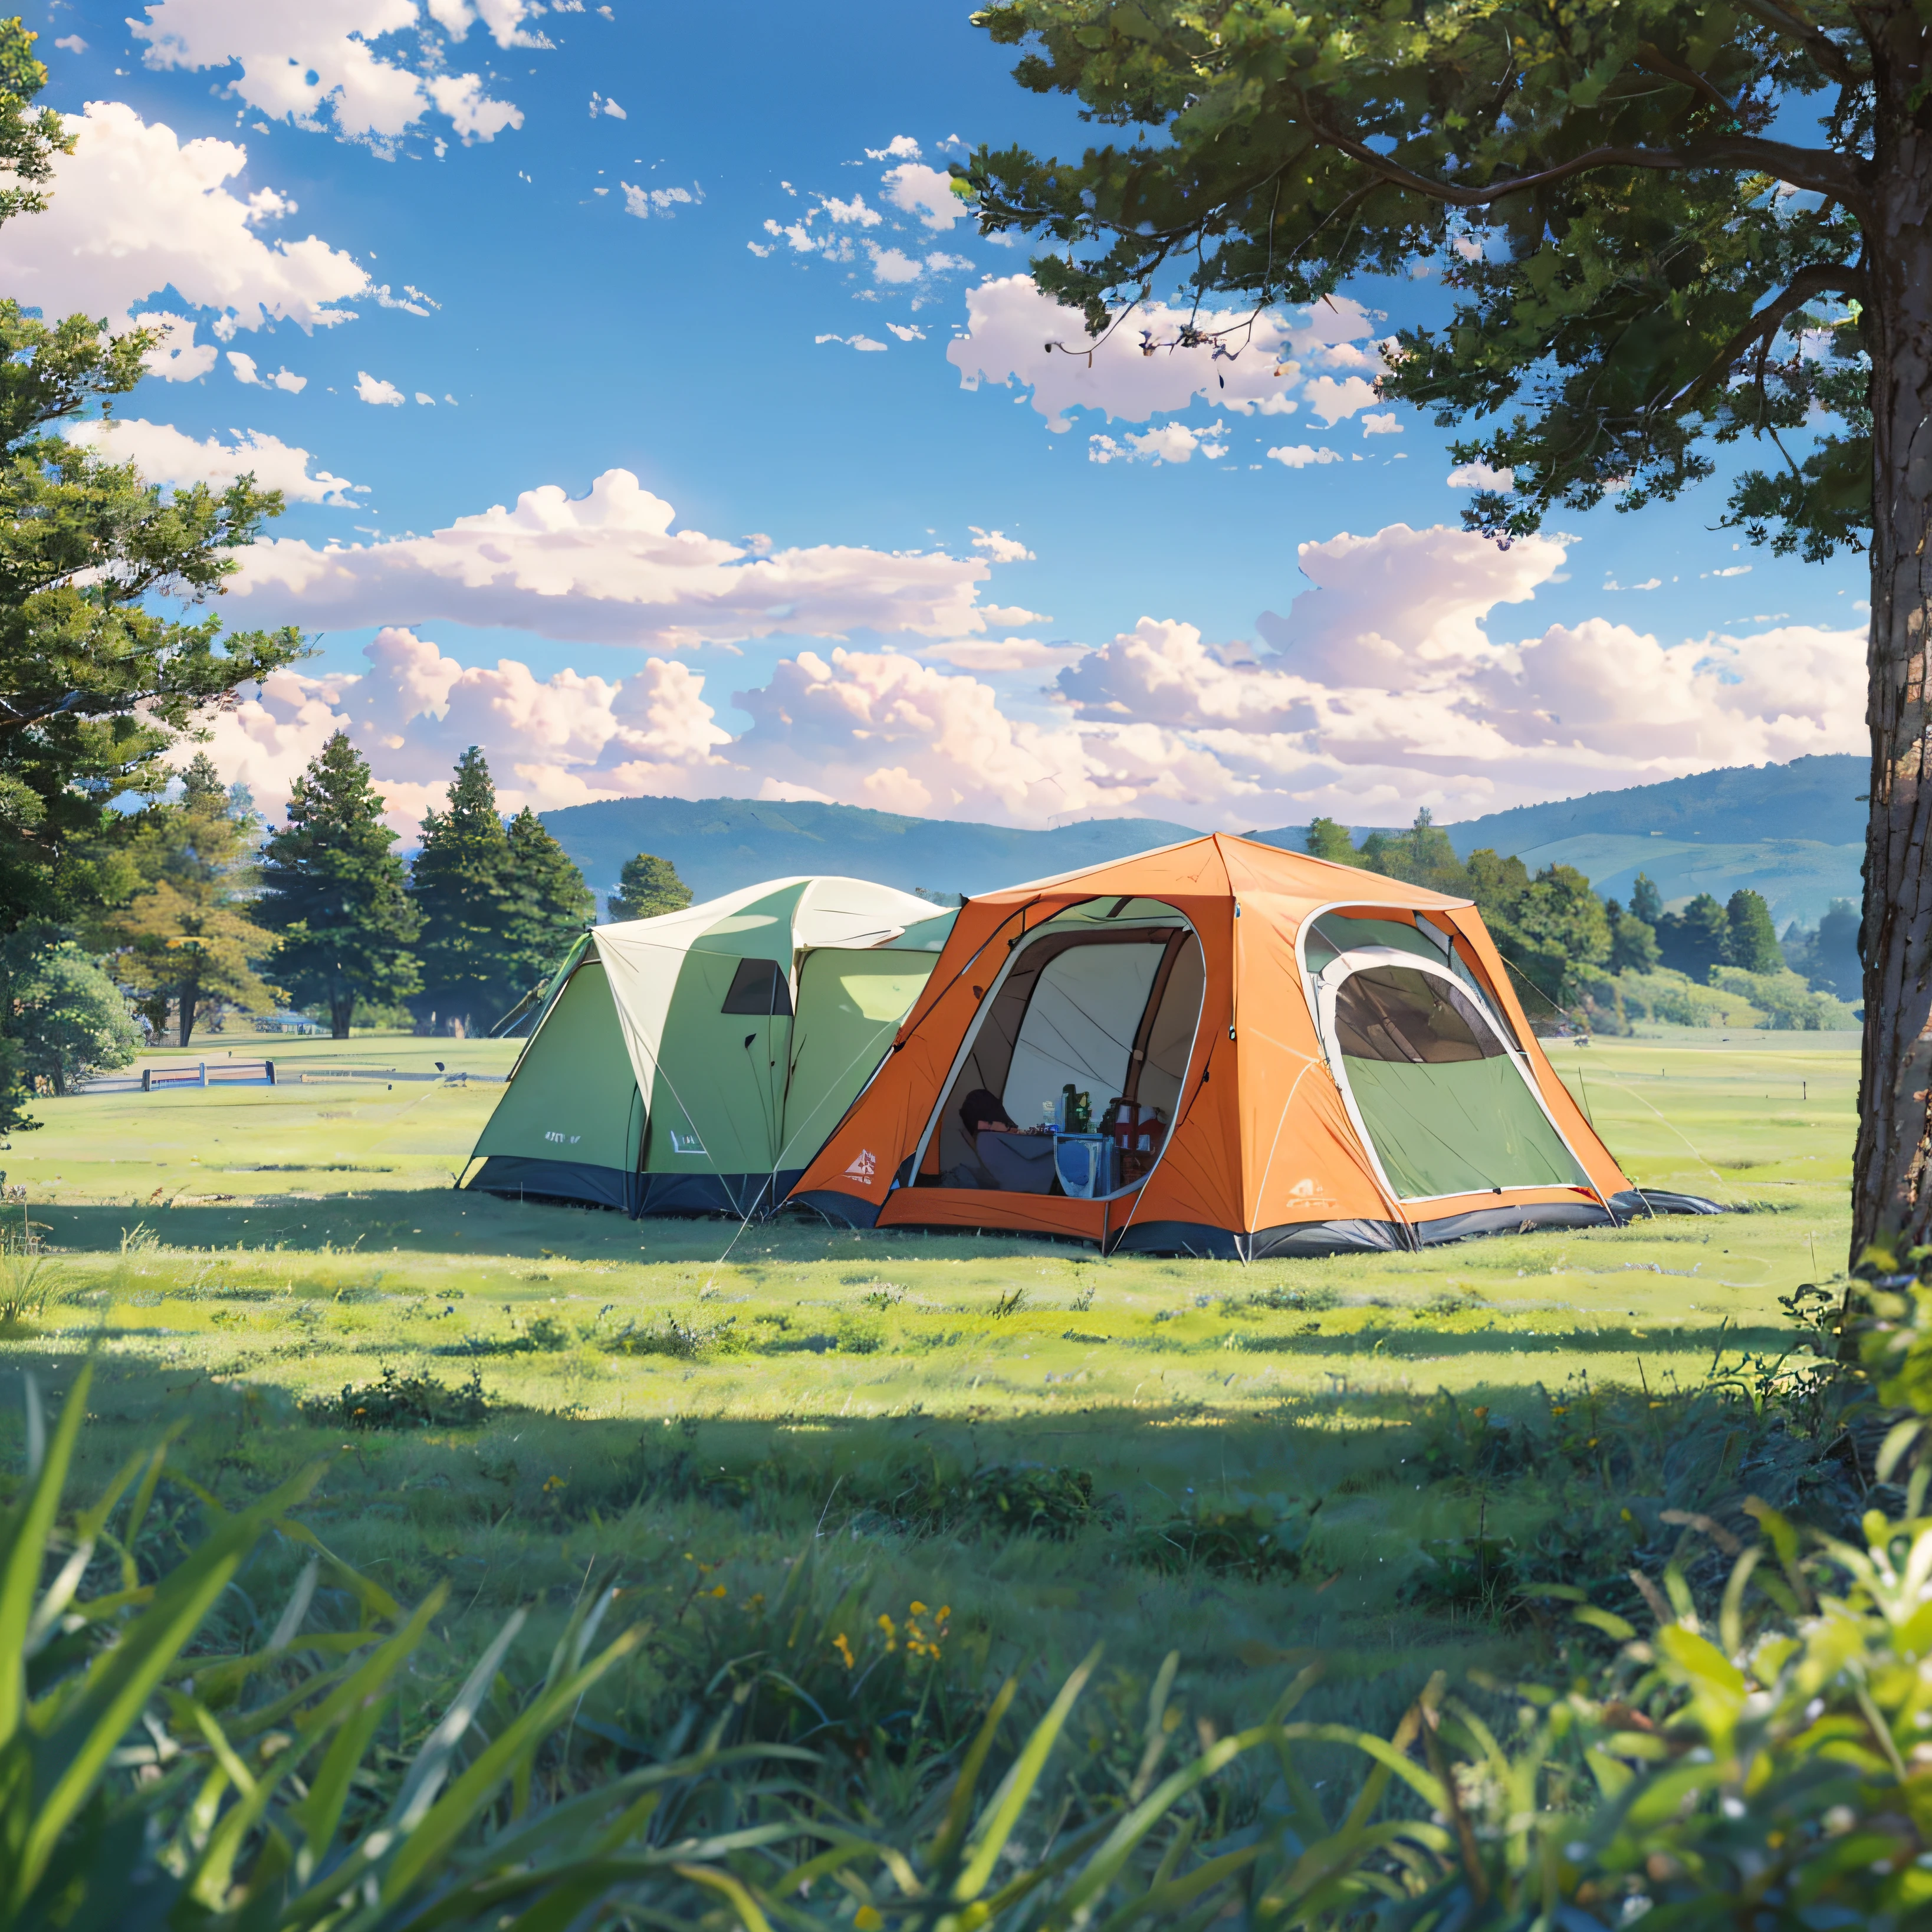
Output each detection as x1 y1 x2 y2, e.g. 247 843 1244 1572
669 1127 708 1156
845 1149 877 1183
1287 1177 1333 1203
543 1131 581 1145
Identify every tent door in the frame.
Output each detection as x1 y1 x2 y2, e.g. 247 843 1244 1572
1313 946 1591 1205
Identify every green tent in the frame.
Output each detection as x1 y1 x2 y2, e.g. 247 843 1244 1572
462 876 955 1217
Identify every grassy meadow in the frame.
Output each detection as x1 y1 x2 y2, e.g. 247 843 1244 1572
0 1026 1862 1756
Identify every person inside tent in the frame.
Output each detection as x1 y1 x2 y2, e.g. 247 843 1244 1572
949 1086 1057 1191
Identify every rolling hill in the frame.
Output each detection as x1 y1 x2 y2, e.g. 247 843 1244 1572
538 795 1204 906
541 755 1867 928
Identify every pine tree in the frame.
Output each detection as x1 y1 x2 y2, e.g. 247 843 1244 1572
103 759 279 1046
259 732 422 1038
1726 889 1785 974
607 852 694 921
1630 875 1665 926
408 748 511 1037
501 808 594 998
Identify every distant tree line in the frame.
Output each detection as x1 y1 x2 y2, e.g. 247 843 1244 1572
1306 814 1858 1032
0 725 705 1122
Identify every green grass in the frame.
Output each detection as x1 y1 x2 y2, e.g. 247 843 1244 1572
0 1027 1858 1744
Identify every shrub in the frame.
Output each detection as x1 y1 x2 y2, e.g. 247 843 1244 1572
300 1363 491 1428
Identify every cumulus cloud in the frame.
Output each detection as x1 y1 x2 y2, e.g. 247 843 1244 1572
865 135 921 160
886 322 925 341
66 416 364 504
1267 444 1342 469
969 527 1033 563
1447 460 1514 491
1089 422 1228 465
198 514 1867 839
0 104 369 348
129 0 529 147
947 277 1382 431
228 350 307 390
868 244 923 284
224 467 1042 650
355 370 405 405
1304 374 1380 425
816 331 889 351
1360 412 1402 435
882 161 964 229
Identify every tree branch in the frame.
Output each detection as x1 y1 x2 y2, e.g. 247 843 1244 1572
1304 110 1866 218
1729 0 1868 85
1664 260 1867 413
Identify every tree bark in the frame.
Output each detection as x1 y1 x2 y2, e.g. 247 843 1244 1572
177 975 199 1049
330 993 353 1039
1854 38 1932 1269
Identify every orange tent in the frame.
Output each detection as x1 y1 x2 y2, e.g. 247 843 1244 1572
788 834 1713 1257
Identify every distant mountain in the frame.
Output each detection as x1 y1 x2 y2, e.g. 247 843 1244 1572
544 757 1868 932
539 796 1204 907
1249 755 1865 927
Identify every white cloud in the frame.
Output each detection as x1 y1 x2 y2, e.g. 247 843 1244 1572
621 180 700 219
424 72 524 143
589 91 626 118
822 193 883 227
1446 460 1514 491
200 517 1866 838
886 322 925 341
1267 444 1342 469
969 527 1034 563
868 244 923 284
946 277 1363 430
0 104 369 343
1711 564 1753 577
1304 374 1379 425
225 467 1041 650
67 416 363 504
865 135 921 160
53 33 87 52
228 350 307 390
816 332 889 351
1360 412 1402 435
356 370 404 405
138 313 218 382
1088 422 1228 465
130 0 528 147
413 390 435 405
882 162 964 230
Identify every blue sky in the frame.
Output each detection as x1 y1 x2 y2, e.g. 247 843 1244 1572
11 0 1867 834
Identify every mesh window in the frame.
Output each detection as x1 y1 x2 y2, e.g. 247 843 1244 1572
1336 965 1502 1066
719 956 793 1016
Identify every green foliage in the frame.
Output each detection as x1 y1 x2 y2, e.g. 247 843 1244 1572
607 849 694 920
0 921 136 1118
1605 899 1661 974
1595 964 1765 1029
1783 895 1862 1001
1710 964 1858 1030
500 806 593 995
967 0 1874 561
1726 886 1785 974
1126 1497 1320 1581
258 731 422 1040
408 752 592 1035
1359 809 1469 896
1657 890 1734 982
1629 873 1665 926
299 1363 492 1430
100 756 279 1047
1302 815 1363 866
408 747 512 1036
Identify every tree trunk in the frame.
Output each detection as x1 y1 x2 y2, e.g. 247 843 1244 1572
1854 70 1932 1270
331 993 353 1039
177 977 198 1049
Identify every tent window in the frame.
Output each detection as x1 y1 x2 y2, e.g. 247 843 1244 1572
720 957 793 1016
1335 967 1497 1065
1333 964 1585 1200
